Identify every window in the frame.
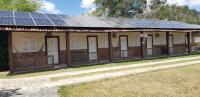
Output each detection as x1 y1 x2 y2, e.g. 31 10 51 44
194 37 200 43
71 37 81 49
22 38 38 52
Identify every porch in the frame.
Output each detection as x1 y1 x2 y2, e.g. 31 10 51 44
8 30 195 73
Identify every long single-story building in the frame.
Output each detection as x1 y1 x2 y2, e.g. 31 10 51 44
0 11 200 73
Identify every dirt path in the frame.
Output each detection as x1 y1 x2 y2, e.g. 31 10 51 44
0 56 200 97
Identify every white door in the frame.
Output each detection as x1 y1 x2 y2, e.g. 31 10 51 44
47 37 59 65
120 36 128 58
88 37 98 60
169 35 173 54
147 36 153 56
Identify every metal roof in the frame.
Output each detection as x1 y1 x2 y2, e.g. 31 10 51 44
0 10 200 29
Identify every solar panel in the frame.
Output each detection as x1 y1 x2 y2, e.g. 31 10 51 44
0 17 14 25
15 17 35 26
59 15 70 19
0 11 13 17
14 12 31 18
33 18 53 26
46 14 60 19
30 13 47 19
50 19 67 26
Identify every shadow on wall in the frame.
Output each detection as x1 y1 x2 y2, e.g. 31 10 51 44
0 88 22 97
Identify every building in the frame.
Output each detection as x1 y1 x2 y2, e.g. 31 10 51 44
0 11 200 73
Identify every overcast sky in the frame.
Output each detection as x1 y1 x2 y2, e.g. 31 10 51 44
40 0 200 15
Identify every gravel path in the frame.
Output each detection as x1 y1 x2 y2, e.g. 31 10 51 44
0 56 200 97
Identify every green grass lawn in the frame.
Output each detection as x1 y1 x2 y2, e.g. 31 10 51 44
0 54 200 79
51 58 200 81
59 64 200 97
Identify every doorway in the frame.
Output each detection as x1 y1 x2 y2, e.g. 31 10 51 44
46 36 60 65
146 35 153 56
87 36 98 61
120 36 128 59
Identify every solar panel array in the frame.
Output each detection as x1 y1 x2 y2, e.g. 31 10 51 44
0 11 68 26
0 10 200 29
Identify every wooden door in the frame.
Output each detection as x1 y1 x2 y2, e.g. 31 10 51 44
120 36 128 58
147 35 153 56
88 36 98 61
46 37 59 65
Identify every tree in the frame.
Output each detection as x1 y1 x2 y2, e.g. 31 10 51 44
0 0 41 71
91 0 147 18
0 0 41 12
142 0 200 24
149 0 167 10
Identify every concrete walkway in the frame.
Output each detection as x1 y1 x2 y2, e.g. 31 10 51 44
0 56 200 97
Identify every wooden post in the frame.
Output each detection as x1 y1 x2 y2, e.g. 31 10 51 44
187 32 191 54
140 32 144 59
166 32 170 55
108 32 112 62
66 32 71 66
8 32 14 73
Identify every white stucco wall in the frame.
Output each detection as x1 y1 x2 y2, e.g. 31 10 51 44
12 32 66 53
112 32 141 47
12 32 187 53
144 32 166 45
171 32 186 44
69 33 108 50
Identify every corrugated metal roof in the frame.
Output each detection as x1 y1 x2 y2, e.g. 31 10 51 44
0 10 200 29
61 16 200 29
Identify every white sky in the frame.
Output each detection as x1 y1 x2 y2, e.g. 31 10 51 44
40 0 200 14
81 0 200 11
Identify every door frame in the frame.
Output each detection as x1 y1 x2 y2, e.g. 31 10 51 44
146 35 153 56
87 36 99 61
119 35 129 59
45 36 60 65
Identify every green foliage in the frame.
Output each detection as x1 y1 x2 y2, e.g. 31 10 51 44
0 0 41 12
149 0 167 10
92 0 147 18
0 0 41 71
142 0 200 24
90 0 200 24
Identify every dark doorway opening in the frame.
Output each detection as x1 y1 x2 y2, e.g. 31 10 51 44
0 32 9 71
